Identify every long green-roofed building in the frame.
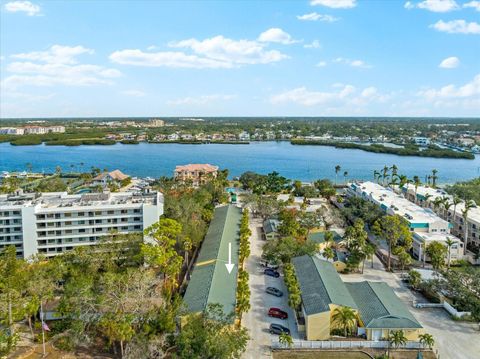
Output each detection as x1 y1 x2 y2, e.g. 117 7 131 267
183 205 242 319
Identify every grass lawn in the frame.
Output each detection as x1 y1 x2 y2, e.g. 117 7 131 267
273 351 371 359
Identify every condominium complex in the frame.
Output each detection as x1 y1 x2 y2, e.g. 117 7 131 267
348 181 463 260
402 183 480 248
0 126 66 135
0 190 163 258
174 163 219 187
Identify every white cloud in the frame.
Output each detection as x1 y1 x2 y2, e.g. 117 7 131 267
2 45 121 90
310 0 357 9
111 33 288 69
11 45 94 64
4 1 40 16
270 85 356 106
431 19 480 34
464 1 480 11
334 57 372 68
121 90 146 97
147 45 158 51
297 12 339 22
439 56 460 68
418 73 480 100
316 61 327 67
304 40 322 49
405 0 459 12
167 94 236 106
257 28 298 44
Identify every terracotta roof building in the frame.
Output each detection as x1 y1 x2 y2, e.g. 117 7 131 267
174 164 219 187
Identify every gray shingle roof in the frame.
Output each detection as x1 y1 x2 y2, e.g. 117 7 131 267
292 255 357 315
346 281 422 329
183 205 242 318
263 219 280 234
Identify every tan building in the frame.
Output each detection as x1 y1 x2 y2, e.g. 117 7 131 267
174 164 219 186
148 119 165 127
292 256 423 341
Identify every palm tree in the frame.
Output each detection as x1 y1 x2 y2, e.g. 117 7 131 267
373 170 380 183
279 332 293 348
419 333 435 350
413 176 421 203
323 246 335 262
398 174 409 189
389 177 399 191
433 197 443 214
442 197 452 221
391 164 398 179
462 200 475 255
445 238 455 269
423 193 432 208
452 196 462 232
431 169 438 188
389 330 407 350
382 165 389 186
332 306 357 338
343 171 348 184
335 165 341 185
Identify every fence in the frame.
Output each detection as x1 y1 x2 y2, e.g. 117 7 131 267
271 339 423 350
414 300 471 318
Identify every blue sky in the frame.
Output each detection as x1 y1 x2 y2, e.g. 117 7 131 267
1 0 479 118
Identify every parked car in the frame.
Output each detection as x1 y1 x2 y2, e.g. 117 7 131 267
269 323 290 335
266 287 283 297
260 260 279 270
268 307 288 319
264 268 280 278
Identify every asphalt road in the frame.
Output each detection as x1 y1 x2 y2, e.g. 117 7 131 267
242 217 299 359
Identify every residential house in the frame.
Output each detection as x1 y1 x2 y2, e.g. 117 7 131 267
92 169 130 187
292 256 423 341
263 218 280 240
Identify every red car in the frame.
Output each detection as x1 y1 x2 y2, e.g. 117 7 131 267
268 307 288 319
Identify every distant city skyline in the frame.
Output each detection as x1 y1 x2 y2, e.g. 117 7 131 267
1 0 479 118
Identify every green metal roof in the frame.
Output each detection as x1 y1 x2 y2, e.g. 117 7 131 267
292 255 357 315
307 231 343 244
346 281 422 329
183 205 242 318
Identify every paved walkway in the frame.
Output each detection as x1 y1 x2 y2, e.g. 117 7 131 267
340 254 480 359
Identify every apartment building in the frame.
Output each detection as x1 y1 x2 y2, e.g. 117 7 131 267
348 181 463 260
0 127 25 135
402 184 480 249
174 163 219 187
0 190 163 258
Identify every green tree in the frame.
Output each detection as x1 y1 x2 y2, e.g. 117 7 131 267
426 241 448 272
372 215 412 271
332 306 357 337
445 238 455 269
0 246 26 339
323 246 335 262
175 304 249 359
335 165 341 185
279 332 293 348
236 269 251 322
142 218 184 290
408 269 422 290
419 333 435 350
389 330 407 350
396 247 412 272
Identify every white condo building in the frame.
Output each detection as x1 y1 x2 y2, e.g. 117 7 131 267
348 181 463 261
0 190 163 258
402 184 480 249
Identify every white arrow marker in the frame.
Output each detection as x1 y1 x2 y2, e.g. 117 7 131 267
225 242 235 274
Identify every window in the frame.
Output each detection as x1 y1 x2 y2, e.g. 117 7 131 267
107 210 114 215
65 221 72 225
95 211 102 216
64 213 72 218
79 228 86 233
78 212 85 217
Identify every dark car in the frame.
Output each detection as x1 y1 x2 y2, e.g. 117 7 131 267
260 260 279 270
269 323 290 335
264 268 280 278
266 287 283 297
268 307 288 319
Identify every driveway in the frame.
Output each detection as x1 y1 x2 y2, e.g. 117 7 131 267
340 254 480 359
242 217 299 359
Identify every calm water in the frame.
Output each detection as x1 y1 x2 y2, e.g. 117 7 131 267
1 142 479 184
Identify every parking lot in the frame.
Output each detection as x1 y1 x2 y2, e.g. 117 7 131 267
242 217 299 359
